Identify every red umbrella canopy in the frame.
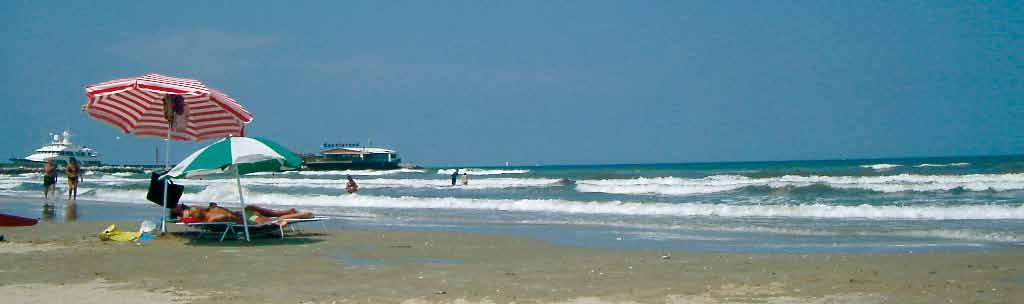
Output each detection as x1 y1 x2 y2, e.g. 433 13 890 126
83 73 253 141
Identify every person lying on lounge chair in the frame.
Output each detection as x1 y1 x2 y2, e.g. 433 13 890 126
181 203 313 227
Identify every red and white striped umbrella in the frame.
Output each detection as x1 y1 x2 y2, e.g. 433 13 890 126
82 73 253 141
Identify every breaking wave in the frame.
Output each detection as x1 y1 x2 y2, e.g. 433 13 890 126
575 173 1024 196
0 180 22 190
436 168 530 175
860 164 902 170
76 188 1024 220
249 168 425 176
215 176 562 190
916 162 970 168
354 178 561 190
47 175 563 191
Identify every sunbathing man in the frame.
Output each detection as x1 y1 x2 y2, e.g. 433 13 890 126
182 203 313 227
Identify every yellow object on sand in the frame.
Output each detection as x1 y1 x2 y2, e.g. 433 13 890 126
98 224 141 242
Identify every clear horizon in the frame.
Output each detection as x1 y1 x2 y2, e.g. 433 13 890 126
3 1 1021 167
4 150 1019 168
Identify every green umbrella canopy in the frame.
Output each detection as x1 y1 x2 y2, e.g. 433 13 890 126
162 136 302 178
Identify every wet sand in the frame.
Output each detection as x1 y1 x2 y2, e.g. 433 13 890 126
1 220 1021 303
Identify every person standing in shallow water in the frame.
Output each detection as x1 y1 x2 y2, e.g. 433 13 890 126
65 157 82 200
450 169 459 186
42 159 58 202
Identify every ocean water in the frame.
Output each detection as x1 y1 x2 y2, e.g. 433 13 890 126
2 155 1023 253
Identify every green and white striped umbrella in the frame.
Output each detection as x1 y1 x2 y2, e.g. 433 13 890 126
162 136 301 241
163 136 302 178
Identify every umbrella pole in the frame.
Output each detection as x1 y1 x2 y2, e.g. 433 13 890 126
160 128 171 233
235 165 251 242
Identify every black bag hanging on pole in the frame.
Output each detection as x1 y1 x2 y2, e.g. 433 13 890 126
146 171 184 208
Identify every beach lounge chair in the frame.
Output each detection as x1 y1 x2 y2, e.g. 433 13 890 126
178 216 330 242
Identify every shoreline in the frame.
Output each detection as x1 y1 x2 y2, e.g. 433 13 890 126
4 196 1020 255
2 218 1023 303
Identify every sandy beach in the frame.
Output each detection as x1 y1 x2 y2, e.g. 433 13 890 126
5 0 1023 302
0 219 1020 304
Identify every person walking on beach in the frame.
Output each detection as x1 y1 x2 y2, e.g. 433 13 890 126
450 169 459 186
42 159 58 202
65 157 82 200
345 175 358 194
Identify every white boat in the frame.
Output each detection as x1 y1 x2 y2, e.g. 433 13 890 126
10 130 102 166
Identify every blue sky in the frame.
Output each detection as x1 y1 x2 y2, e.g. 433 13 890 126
2 1 1021 166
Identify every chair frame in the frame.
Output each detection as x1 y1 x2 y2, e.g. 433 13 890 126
177 216 330 242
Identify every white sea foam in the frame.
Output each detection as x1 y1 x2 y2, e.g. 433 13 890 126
436 168 530 175
521 220 1019 243
0 173 146 188
162 176 562 191
357 177 560 190
513 218 837 238
621 231 734 241
249 168 426 176
916 162 970 168
74 175 149 187
575 175 755 196
860 163 902 170
77 188 1024 220
304 168 425 176
0 180 23 189
575 173 1024 195
871 229 1021 243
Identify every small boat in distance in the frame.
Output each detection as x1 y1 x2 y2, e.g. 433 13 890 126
301 142 401 170
9 130 102 166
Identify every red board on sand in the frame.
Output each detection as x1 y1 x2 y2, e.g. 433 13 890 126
0 213 38 227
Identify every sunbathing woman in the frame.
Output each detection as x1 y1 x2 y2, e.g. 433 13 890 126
182 203 313 227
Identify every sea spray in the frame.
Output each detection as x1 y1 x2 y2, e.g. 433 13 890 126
575 173 1024 195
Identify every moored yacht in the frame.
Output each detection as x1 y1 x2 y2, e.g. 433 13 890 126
301 142 401 170
9 130 102 166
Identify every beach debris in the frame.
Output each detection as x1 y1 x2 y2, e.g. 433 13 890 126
661 254 671 260
139 220 157 234
98 224 141 242
433 290 447 295
137 233 156 243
